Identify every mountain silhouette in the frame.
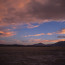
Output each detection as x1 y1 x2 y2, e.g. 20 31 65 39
52 41 65 47
0 41 65 47
33 43 45 46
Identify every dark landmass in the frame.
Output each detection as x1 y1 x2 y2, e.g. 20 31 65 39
0 41 65 47
0 42 65 65
52 41 65 47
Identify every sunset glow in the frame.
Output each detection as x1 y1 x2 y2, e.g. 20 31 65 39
0 0 65 45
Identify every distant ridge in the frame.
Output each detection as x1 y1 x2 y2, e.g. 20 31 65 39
0 41 65 47
33 43 45 46
52 41 65 47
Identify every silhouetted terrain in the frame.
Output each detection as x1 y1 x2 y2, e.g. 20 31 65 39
52 41 65 47
32 43 45 47
0 42 65 65
0 41 65 47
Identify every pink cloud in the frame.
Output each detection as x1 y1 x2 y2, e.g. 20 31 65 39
29 38 65 44
24 33 45 37
0 39 22 44
0 40 6 44
56 29 65 34
0 31 16 37
24 28 65 37
46 33 53 35
26 24 40 28
0 0 65 26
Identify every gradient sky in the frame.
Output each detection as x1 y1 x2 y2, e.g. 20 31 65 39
0 0 65 45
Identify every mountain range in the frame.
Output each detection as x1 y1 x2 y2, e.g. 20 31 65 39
0 41 65 47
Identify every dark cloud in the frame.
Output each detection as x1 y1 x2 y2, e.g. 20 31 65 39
28 0 65 20
0 0 65 26
57 36 65 38
0 33 3 35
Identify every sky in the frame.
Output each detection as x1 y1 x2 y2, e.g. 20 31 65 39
0 0 65 45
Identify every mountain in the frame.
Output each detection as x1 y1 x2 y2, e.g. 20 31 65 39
0 44 24 47
33 43 45 47
50 41 65 47
0 41 65 47
33 41 65 47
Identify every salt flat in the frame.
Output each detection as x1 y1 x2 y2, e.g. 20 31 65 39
0 47 65 65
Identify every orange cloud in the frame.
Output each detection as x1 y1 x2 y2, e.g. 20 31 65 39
29 38 65 44
44 39 65 43
24 32 54 37
48 29 65 35
29 39 41 42
56 29 65 34
24 29 65 37
46 33 53 35
0 31 16 37
24 33 45 37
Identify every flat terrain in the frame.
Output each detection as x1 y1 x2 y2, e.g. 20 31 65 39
0 47 65 65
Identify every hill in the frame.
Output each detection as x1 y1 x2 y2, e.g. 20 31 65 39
33 43 45 47
52 41 65 47
0 41 65 47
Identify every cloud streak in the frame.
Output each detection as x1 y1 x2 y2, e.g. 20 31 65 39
0 31 16 37
29 38 65 44
26 23 40 28
56 29 65 34
57 36 65 38
24 29 65 37
0 38 65 44
24 33 45 37
0 39 22 44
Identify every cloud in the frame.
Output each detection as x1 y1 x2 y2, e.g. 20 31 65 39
46 33 53 35
46 28 65 35
0 38 65 45
56 29 65 34
0 31 16 37
0 0 65 26
0 40 7 44
0 38 65 44
28 0 65 21
0 39 22 44
24 33 45 37
29 38 65 44
0 0 31 26
24 28 65 37
52 28 65 35
57 36 65 38
24 33 53 37
26 24 40 28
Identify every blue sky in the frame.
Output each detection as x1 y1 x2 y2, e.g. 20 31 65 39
0 21 65 45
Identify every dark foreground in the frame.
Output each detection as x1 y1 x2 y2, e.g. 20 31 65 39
0 47 65 65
